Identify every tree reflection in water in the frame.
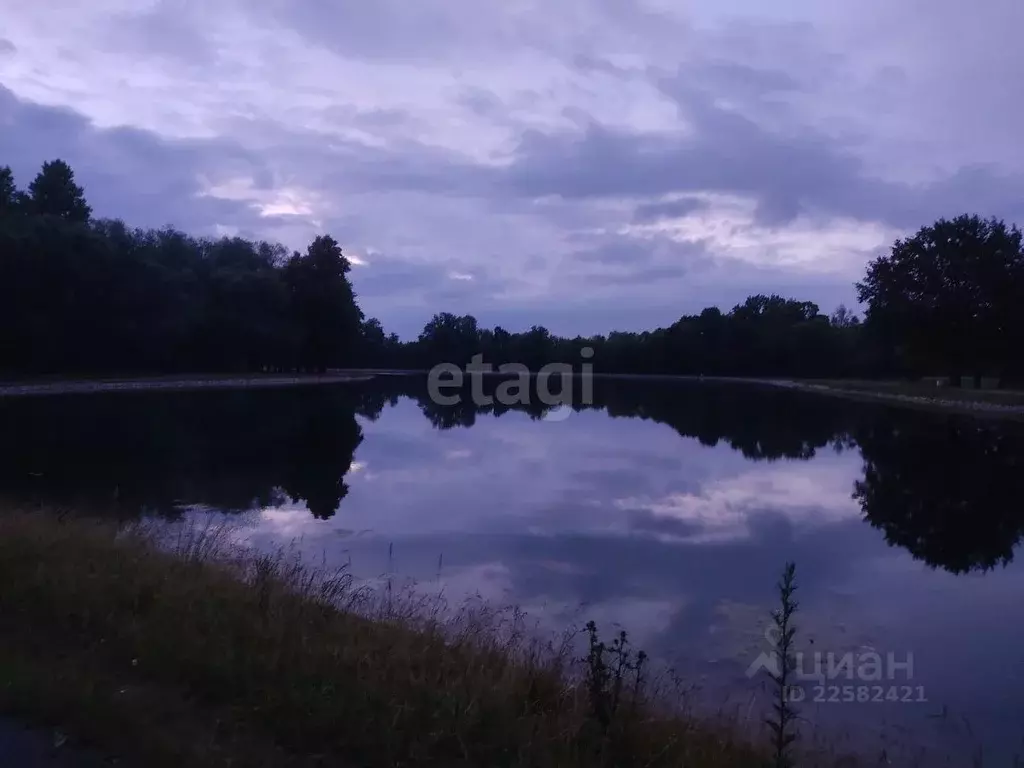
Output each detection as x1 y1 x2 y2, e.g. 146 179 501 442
2 375 1022 572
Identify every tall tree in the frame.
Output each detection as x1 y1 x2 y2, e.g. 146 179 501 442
28 159 92 222
284 235 363 372
857 215 1024 380
417 312 480 366
0 166 22 215
0 159 376 376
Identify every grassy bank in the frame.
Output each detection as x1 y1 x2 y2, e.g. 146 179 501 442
0 512 767 767
807 379 1024 404
787 378 1024 418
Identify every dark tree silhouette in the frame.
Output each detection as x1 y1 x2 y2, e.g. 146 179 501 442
0 161 364 375
284 235 364 372
853 411 1024 573
857 215 1024 381
830 304 859 329
416 312 482 368
277 391 365 520
27 159 92 222
0 388 364 521
0 166 21 213
355 375 859 461
3 160 1024 388
382 294 867 379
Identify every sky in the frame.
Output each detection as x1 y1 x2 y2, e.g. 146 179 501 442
1 0 1022 338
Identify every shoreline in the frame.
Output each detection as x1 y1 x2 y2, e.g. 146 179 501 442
0 373 374 398
2 370 1023 420
775 379 1024 419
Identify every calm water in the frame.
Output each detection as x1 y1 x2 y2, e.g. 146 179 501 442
3 376 1023 763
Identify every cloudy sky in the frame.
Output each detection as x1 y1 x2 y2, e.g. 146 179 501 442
2 0 1022 337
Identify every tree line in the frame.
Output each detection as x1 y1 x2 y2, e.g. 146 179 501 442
396 299 867 378
3 158 1024 381
1 160 364 374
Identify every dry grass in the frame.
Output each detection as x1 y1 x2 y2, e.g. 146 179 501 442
0 510 768 767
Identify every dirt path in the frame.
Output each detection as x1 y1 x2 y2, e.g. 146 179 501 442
0 373 373 398
776 380 1024 418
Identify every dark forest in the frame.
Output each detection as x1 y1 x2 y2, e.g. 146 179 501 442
4 159 1023 383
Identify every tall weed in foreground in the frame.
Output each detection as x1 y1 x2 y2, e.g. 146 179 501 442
766 562 800 768
583 621 649 730
581 620 649 762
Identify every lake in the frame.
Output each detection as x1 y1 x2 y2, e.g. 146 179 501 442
2 375 1022 764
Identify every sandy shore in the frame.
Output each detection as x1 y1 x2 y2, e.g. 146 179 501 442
0 373 374 398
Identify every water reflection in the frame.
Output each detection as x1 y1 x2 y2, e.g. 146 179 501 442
0 387 363 520
359 376 856 461
2 377 1023 759
853 409 1024 573
2 376 1023 575
356 375 1024 575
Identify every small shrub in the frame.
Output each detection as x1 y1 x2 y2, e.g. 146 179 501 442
581 620 649 755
